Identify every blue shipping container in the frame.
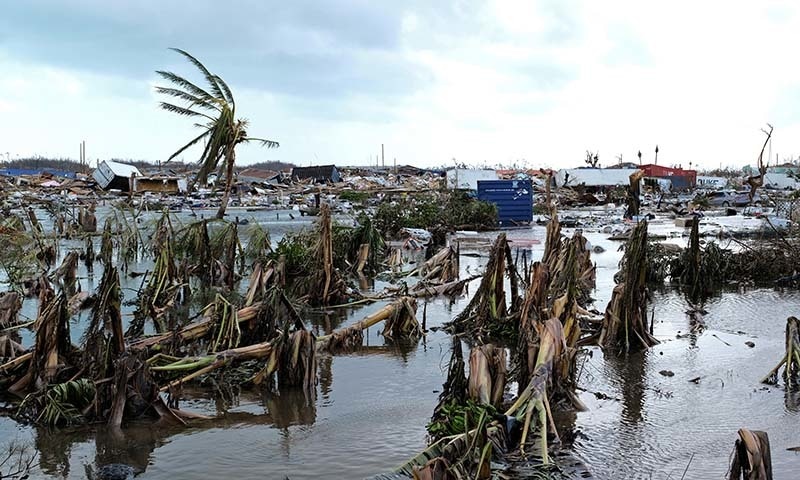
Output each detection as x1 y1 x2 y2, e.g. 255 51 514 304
477 180 533 226
0 168 77 179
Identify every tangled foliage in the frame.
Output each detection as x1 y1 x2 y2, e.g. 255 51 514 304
332 214 386 272
373 191 497 239
427 399 498 439
269 232 314 276
647 239 800 287
646 243 682 284
338 190 370 203
18 379 95 427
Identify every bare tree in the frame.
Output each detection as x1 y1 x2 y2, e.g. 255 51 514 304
0 440 37 479
745 124 773 203
585 150 599 168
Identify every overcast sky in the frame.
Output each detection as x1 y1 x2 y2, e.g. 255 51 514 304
1 0 799 170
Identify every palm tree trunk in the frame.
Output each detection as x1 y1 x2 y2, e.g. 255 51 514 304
216 147 236 219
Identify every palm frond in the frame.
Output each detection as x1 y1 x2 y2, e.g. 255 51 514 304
159 102 213 119
213 74 235 108
244 137 280 148
155 70 215 101
154 87 219 113
169 48 227 100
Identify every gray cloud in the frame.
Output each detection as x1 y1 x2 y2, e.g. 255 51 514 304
0 0 429 102
1 0 583 126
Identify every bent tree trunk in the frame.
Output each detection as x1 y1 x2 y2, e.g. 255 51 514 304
598 220 658 353
216 148 236 219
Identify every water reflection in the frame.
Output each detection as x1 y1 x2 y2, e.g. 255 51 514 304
30 384 322 477
318 355 333 400
92 424 171 473
35 426 82 477
307 310 349 335
604 351 647 427
378 337 422 363
785 387 800 413
33 422 172 478
262 388 316 429
552 409 579 447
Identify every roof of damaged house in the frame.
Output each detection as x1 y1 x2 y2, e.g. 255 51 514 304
555 168 639 188
98 160 142 177
238 168 281 181
291 165 340 182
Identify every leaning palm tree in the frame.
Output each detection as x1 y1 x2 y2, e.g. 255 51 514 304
155 48 279 219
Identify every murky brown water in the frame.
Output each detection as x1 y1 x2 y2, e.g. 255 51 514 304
2 209 799 479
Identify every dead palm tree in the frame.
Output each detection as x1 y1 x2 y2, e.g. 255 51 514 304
155 48 279 219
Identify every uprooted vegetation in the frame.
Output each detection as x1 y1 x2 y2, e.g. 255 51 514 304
398 214 612 478
0 203 439 434
373 190 498 242
6 193 795 478
647 218 800 293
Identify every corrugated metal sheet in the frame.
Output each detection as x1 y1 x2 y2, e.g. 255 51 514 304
477 180 532 226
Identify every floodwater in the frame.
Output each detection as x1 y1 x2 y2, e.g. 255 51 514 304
1 207 799 479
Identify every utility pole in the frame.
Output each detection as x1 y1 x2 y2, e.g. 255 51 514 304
79 140 87 171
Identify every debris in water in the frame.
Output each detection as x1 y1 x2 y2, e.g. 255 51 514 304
727 428 772 480
762 316 800 385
